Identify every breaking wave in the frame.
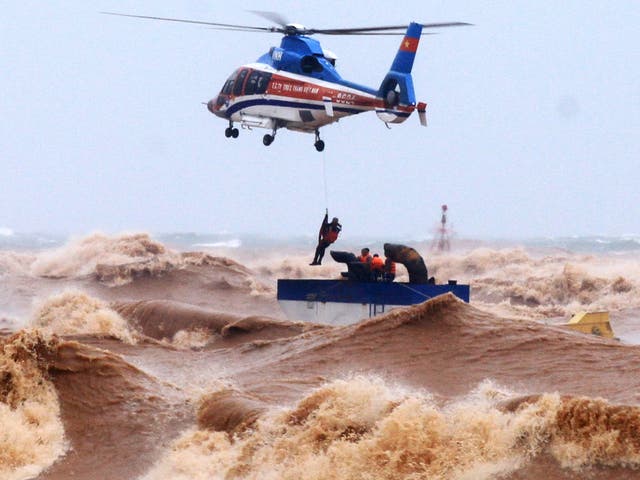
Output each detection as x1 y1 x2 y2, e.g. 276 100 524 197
428 247 640 318
0 331 66 480
31 290 136 343
142 377 640 480
30 232 174 279
2 233 270 293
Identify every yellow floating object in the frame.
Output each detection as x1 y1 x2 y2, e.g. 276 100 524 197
564 311 615 339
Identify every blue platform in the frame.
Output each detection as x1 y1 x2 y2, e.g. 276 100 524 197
277 279 470 305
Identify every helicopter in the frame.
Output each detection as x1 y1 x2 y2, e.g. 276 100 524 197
103 12 470 152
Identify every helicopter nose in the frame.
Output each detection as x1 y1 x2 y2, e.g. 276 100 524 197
207 98 217 114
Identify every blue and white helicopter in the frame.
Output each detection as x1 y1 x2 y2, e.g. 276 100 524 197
104 11 470 151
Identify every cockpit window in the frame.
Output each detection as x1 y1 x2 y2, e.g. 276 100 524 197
221 79 234 95
221 70 238 95
233 69 249 96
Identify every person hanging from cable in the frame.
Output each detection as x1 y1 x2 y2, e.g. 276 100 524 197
310 209 341 265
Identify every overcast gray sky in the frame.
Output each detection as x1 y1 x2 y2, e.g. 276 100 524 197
2 1 639 240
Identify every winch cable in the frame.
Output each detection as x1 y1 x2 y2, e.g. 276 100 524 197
322 150 329 211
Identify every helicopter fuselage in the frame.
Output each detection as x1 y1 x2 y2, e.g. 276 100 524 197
206 25 426 150
207 62 413 133
101 13 466 151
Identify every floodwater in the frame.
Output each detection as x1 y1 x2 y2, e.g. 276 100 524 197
1 232 639 479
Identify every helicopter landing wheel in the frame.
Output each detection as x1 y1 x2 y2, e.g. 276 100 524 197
231 128 239 138
314 140 325 152
263 134 274 146
225 127 232 138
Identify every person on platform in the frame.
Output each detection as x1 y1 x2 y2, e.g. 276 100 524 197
384 255 396 282
357 248 372 264
310 210 341 265
370 253 385 281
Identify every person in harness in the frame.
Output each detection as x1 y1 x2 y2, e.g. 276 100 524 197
310 210 341 265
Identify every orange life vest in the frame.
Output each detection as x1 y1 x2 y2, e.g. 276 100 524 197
324 229 339 243
358 254 372 263
371 256 384 271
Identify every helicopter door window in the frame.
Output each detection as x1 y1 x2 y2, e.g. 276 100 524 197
233 69 249 96
255 72 272 94
244 70 260 95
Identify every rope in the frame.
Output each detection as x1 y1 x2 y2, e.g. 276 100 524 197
396 282 434 301
322 149 329 210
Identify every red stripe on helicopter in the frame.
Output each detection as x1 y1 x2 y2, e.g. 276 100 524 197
265 74 377 107
399 36 419 53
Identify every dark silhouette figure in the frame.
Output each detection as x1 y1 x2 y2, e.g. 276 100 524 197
310 211 341 265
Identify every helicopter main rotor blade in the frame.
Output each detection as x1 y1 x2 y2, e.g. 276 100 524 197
102 12 471 37
317 31 439 36
248 10 290 28
311 22 472 35
101 12 279 33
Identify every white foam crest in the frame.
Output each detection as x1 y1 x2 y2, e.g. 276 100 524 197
30 290 136 343
430 248 640 318
29 232 179 279
141 377 590 480
193 239 242 249
171 328 216 349
0 252 35 276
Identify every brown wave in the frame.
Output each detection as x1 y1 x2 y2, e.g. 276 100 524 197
228 293 640 405
220 315 324 342
30 233 174 280
502 393 640 467
4 240 640 479
94 250 257 287
145 376 640 480
113 299 240 339
32 290 136 343
0 331 64 480
428 247 640 318
113 299 323 348
25 233 270 294
197 389 267 434
39 336 192 480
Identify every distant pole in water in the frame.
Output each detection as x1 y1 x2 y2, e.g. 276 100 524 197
431 204 451 251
